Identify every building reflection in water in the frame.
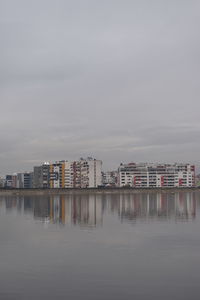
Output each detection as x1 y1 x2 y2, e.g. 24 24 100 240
34 194 103 228
118 192 196 223
0 192 197 227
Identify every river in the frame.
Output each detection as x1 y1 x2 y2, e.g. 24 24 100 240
0 191 199 299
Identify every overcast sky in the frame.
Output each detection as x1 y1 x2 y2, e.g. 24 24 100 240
0 0 200 174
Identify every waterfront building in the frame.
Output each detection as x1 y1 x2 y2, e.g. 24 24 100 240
0 177 5 188
11 174 18 188
195 173 200 187
5 175 13 188
118 163 195 188
4 174 19 188
64 160 80 188
79 157 102 188
49 161 66 188
33 162 50 188
17 172 33 188
102 171 118 186
49 157 102 188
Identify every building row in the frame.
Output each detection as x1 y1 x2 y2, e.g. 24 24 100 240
2 161 196 189
34 158 102 188
4 157 102 189
5 172 33 189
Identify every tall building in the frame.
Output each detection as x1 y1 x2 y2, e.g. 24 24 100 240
33 163 50 188
118 163 195 188
49 161 66 188
79 157 102 188
64 160 80 188
23 172 33 188
49 158 102 188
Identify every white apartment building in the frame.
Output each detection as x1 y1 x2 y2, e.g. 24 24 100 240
118 163 195 188
82 157 102 188
50 158 102 188
50 162 63 188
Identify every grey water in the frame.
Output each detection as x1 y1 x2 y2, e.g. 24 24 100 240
0 191 199 300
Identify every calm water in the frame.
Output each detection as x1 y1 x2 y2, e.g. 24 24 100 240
0 191 200 300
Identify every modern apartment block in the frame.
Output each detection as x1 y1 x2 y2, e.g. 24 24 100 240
5 174 18 188
17 172 33 188
49 158 102 188
33 163 50 188
118 163 195 188
102 171 118 186
49 161 66 188
79 157 102 188
5 173 33 188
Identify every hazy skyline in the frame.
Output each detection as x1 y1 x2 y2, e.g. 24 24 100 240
1 0 200 174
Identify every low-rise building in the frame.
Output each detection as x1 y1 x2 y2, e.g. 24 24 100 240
4 174 18 188
118 163 195 188
5 175 13 188
0 177 5 188
102 171 118 186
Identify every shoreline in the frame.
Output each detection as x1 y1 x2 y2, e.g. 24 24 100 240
0 187 199 196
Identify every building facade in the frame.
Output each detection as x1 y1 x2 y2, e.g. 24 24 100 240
49 158 102 188
0 177 5 188
102 171 118 186
5 175 13 188
79 158 102 188
49 161 65 188
33 163 50 188
4 173 33 188
118 163 195 188
17 172 33 188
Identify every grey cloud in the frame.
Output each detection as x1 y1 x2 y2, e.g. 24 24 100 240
0 0 200 174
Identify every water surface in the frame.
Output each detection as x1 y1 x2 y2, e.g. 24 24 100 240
0 191 199 299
